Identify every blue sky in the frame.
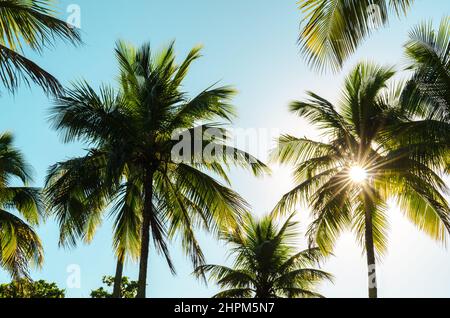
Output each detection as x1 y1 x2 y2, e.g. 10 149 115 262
0 0 449 298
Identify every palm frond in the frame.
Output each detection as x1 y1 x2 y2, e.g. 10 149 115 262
44 152 110 247
0 187 43 225
212 288 254 298
298 0 414 72
0 209 43 279
0 44 62 94
403 17 450 121
0 0 82 93
352 188 390 257
50 81 130 144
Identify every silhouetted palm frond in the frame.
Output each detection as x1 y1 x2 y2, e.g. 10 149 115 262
0 0 81 94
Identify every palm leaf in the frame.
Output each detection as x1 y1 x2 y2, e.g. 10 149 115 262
0 0 81 94
298 0 414 72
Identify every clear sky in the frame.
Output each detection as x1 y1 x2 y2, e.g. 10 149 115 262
0 0 449 298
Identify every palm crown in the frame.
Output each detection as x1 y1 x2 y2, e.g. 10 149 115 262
196 212 332 298
272 62 450 297
0 132 43 279
46 41 269 298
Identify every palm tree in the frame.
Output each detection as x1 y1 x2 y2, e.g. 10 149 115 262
298 0 414 72
271 62 450 298
195 212 332 298
46 41 269 298
0 132 44 279
0 0 81 94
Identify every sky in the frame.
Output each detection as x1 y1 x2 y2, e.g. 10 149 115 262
0 0 449 298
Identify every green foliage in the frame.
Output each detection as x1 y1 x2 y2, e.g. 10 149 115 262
90 276 138 299
0 0 81 94
298 0 415 72
403 16 449 121
271 61 450 298
0 132 44 279
0 279 65 298
45 41 270 297
195 213 332 298
272 61 450 255
400 17 450 172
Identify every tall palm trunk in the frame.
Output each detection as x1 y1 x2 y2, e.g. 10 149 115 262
363 190 378 298
112 255 124 298
137 169 154 298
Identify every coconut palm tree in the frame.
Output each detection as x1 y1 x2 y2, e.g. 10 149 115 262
46 41 269 298
271 62 450 298
195 212 332 298
298 0 414 72
0 132 44 279
0 0 81 94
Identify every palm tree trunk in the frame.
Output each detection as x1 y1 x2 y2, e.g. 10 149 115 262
137 169 154 298
112 256 124 298
363 191 378 299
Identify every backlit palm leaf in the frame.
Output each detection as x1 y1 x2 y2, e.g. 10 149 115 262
298 0 414 72
273 62 450 298
0 132 44 279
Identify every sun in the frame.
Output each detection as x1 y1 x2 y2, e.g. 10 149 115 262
349 166 368 183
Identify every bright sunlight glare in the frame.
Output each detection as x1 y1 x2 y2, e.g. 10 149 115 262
349 166 368 183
